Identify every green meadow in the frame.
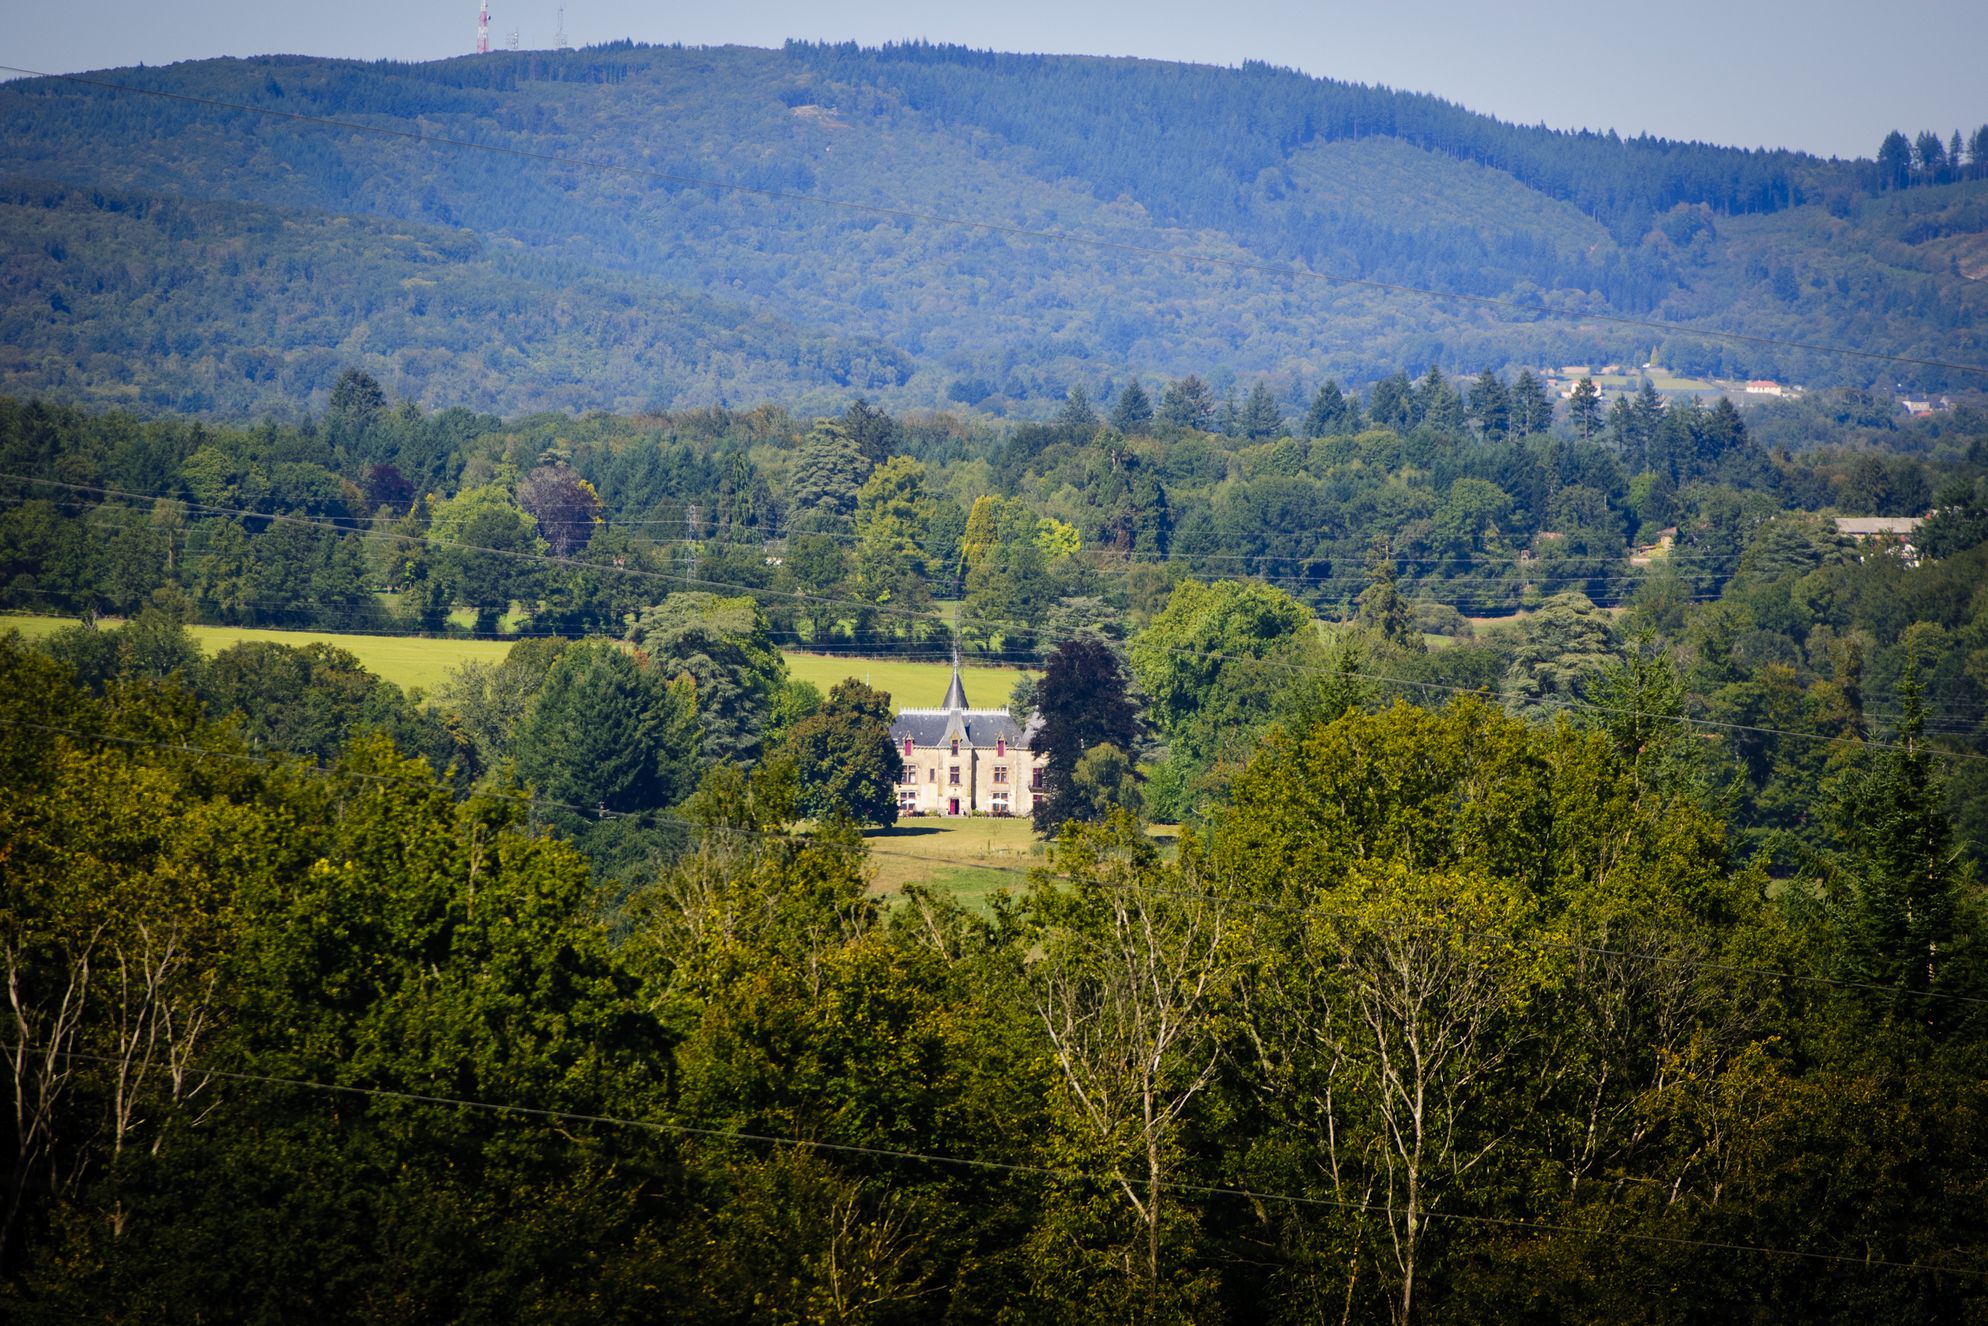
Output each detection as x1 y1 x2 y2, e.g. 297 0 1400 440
0 614 1031 711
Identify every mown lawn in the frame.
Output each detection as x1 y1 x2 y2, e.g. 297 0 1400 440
864 814 1045 912
863 816 1181 913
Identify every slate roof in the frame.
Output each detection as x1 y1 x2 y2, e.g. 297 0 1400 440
891 662 1036 750
892 708 1029 750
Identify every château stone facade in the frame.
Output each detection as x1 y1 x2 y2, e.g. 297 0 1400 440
890 664 1047 818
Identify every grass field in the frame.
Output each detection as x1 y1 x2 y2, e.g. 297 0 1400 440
0 614 517 691
0 615 1033 711
864 816 1180 913
865 814 1044 912
783 653 1033 712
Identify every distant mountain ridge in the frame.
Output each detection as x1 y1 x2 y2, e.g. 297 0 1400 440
0 41 1981 418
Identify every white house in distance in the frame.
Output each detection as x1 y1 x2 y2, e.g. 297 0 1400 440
891 661 1047 818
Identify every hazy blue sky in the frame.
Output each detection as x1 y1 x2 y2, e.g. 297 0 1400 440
11 0 1984 159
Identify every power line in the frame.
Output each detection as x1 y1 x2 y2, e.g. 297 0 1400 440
6 472 1984 765
2 64 1984 380
28 1044 1988 1279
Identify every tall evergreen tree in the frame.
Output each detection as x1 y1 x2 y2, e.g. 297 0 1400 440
1157 375 1215 431
1510 369 1554 438
838 397 900 464
1054 383 1099 433
1415 367 1465 435
1366 372 1416 431
1877 130 1913 189
1109 378 1154 433
1240 380 1285 439
1302 379 1353 438
1356 539 1421 653
1467 369 1512 441
1831 663 1969 1014
1568 377 1602 441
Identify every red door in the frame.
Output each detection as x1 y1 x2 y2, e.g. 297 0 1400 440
948 798 960 816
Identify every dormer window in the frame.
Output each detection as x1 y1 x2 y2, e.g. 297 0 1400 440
950 738 960 755
903 736 914 757
996 737 1006 756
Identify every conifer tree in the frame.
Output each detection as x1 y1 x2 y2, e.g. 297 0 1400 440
1467 369 1511 441
1240 380 1284 439
1832 662 1969 1014
1510 369 1554 437
1157 375 1215 431
1302 379 1352 438
1568 377 1602 441
1109 378 1154 433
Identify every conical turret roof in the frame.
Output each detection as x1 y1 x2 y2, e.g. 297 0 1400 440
942 660 969 711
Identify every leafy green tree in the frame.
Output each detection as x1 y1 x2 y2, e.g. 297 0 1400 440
204 640 452 766
427 482 546 634
433 637 572 774
628 592 788 766
1069 742 1143 822
1032 637 1143 836
782 679 901 826
1130 580 1308 741
963 537 1056 658
853 456 939 579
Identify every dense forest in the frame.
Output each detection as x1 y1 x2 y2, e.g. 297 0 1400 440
5 370 1988 1319
2 43 1985 419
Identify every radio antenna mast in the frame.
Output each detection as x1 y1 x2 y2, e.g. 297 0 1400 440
554 6 569 51
476 0 492 53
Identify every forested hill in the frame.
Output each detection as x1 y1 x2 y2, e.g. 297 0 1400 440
2 41 1983 419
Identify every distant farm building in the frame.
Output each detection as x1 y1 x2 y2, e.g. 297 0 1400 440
1834 515 1926 565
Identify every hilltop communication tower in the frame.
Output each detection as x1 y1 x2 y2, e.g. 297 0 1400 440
476 0 492 53
555 6 569 51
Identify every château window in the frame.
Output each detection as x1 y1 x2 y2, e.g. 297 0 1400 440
928 768 936 783
1031 767 1043 789
994 766 1007 783
950 738 959 755
904 736 914 757
949 767 961 786
996 738 1006 756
